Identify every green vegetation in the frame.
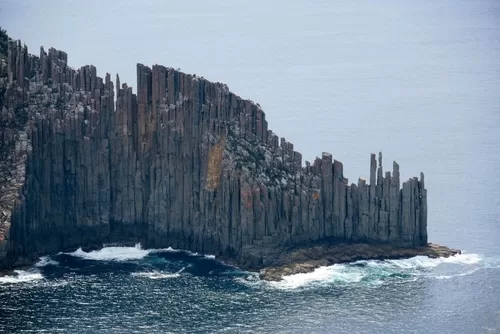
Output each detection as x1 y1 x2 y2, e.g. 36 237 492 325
0 26 10 59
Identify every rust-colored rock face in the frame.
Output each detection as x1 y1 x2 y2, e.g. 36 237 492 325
206 139 225 191
0 39 428 270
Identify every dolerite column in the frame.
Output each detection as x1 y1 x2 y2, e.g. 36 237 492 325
299 172 310 243
419 172 428 245
290 183 301 242
379 169 391 242
321 152 333 237
311 158 323 240
17 45 27 90
377 152 389 241
357 177 369 239
191 76 203 251
400 179 413 246
388 161 400 242
7 41 17 83
240 177 254 250
253 184 266 242
411 177 420 246
376 152 383 198
135 64 153 230
345 182 354 240
333 159 345 239
368 153 377 240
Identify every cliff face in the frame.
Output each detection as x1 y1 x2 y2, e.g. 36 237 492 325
0 40 427 269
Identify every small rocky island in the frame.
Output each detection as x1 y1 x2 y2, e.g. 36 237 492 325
0 30 459 280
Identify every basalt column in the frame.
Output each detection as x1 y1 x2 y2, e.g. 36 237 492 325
0 39 428 269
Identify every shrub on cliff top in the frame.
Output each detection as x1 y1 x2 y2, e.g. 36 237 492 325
0 27 10 59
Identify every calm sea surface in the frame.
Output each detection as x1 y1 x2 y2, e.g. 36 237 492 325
1 1 499 333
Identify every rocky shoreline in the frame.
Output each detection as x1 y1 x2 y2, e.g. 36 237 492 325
0 242 460 283
258 243 461 281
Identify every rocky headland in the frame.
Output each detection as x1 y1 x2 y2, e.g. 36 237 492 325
0 29 459 276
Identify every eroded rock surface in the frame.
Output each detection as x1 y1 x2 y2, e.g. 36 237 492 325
0 36 435 270
258 243 461 281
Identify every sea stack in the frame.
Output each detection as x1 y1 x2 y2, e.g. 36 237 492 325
0 37 458 276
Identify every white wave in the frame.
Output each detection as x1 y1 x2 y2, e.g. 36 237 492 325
35 256 60 267
132 267 185 279
234 273 265 287
259 253 484 290
440 253 482 265
359 253 482 270
150 247 216 259
62 243 217 263
65 243 151 261
42 280 70 287
150 246 197 256
269 264 365 290
150 246 181 253
432 267 481 280
0 270 43 285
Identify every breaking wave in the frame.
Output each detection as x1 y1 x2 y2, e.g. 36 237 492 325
151 246 180 253
35 256 60 267
358 253 481 270
243 253 488 290
152 247 215 259
269 265 366 289
64 243 151 261
432 268 481 280
60 243 218 263
132 267 186 279
0 269 43 285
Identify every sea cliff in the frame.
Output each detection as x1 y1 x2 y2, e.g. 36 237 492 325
0 35 456 276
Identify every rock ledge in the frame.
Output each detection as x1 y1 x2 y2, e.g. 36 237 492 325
259 243 461 281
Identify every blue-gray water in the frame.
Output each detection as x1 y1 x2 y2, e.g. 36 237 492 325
1 0 499 333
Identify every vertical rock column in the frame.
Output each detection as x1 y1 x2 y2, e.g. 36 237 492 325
1 39 430 269
321 152 333 237
419 172 428 244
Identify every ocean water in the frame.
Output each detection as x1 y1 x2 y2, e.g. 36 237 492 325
1 0 500 333
1 245 499 333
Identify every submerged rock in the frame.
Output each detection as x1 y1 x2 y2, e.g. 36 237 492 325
0 33 453 270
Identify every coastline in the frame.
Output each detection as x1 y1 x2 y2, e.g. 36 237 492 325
258 243 461 281
1 242 460 282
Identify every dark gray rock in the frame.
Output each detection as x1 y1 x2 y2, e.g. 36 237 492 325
0 38 430 270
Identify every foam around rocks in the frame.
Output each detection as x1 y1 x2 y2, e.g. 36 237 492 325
0 270 43 285
259 243 462 282
64 243 151 261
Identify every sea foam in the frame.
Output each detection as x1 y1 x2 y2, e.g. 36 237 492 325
65 243 151 261
0 270 43 285
132 267 185 279
269 264 366 290
262 253 484 290
61 243 218 263
359 253 482 270
35 256 60 267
